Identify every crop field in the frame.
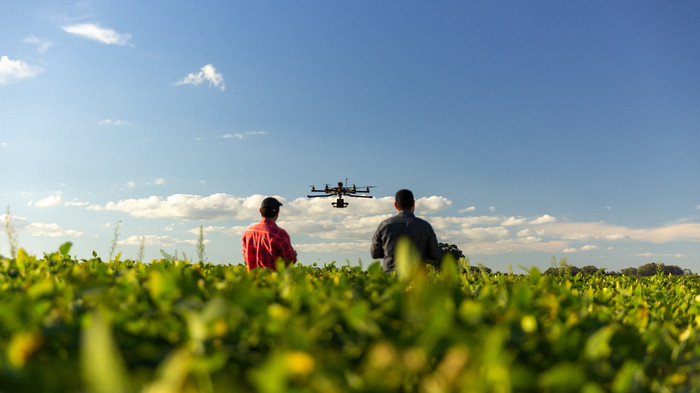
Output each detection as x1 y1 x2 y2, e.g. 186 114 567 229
1 243 699 393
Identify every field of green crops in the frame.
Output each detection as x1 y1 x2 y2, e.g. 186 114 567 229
1 242 699 393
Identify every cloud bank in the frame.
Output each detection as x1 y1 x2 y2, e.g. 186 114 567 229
82 193 700 256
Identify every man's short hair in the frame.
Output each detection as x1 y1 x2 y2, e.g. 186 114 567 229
395 189 415 209
260 197 282 218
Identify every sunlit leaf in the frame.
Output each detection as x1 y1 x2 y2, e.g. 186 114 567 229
80 313 129 393
59 241 73 257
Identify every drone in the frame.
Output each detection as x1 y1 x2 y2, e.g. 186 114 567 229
308 180 374 208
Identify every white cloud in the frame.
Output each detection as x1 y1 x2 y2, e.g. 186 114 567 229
88 193 269 221
502 216 527 226
33 194 63 207
416 196 452 214
187 225 226 235
530 214 557 224
175 64 225 91
119 235 203 247
459 206 476 213
222 131 267 139
222 225 249 237
563 248 578 253
463 240 569 255
0 215 83 237
1 142 7 148
295 242 370 253
515 228 542 242
23 36 53 53
634 252 685 258
125 181 136 188
28 223 84 237
580 245 599 251
32 192 88 207
62 23 132 46
0 56 44 85
489 206 496 212
537 221 700 244
99 119 128 126
154 178 166 185
282 215 388 241
461 226 511 242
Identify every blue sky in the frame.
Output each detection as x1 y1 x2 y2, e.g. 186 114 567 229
2 1 699 273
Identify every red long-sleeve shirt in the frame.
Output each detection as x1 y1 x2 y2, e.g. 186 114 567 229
242 218 297 271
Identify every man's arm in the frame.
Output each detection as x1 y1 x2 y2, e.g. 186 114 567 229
241 233 248 261
425 225 442 266
277 230 297 264
370 225 385 259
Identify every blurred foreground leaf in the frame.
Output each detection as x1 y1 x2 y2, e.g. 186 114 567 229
80 312 129 393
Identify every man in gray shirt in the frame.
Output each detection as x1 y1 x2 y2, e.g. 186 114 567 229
370 189 441 272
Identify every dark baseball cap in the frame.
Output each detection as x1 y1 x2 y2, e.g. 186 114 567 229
260 197 283 210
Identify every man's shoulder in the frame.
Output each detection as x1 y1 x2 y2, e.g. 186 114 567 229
378 214 403 227
413 215 433 226
243 220 269 233
399 214 435 230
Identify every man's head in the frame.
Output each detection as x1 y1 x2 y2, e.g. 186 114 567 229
260 197 283 219
394 189 415 211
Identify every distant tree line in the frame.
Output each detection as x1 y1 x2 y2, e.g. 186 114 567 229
542 262 692 276
438 243 693 276
618 263 692 276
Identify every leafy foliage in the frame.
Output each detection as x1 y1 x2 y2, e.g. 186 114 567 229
1 243 699 392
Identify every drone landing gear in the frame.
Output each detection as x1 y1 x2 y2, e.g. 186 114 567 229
332 197 348 208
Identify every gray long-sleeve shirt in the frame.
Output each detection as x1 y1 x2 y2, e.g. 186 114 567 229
370 210 441 272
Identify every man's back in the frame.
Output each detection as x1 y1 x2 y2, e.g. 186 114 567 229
370 210 441 272
242 218 296 270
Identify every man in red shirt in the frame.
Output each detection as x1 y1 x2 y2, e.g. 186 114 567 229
242 197 297 271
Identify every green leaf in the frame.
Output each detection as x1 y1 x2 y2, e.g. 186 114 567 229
539 363 585 392
59 241 73 257
529 266 541 283
612 361 645 393
367 261 383 277
396 237 421 280
80 313 129 393
440 253 459 283
15 247 30 271
584 325 616 360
